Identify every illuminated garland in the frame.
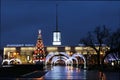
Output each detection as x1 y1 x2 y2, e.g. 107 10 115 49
33 30 45 61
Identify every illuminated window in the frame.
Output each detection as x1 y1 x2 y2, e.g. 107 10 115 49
65 47 71 51
53 32 61 42
53 32 61 45
75 47 82 51
47 47 58 51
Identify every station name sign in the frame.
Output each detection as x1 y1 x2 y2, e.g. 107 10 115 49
7 44 34 47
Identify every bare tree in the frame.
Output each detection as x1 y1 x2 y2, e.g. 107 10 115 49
80 25 109 66
102 28 120 65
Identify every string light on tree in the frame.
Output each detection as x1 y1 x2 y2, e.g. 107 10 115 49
33 29 45 64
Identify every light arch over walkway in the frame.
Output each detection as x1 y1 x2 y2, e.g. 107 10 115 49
45 52 70 64
2 59 10 65
2 58 22 65
45 52 86 69
51 56 72 66
9 58 22 64
72 53 86 69
52 58 67 66
69 56 78 66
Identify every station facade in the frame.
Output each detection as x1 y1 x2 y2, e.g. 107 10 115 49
3 44 108 65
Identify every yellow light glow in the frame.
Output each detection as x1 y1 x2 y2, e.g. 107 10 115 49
21 47 35 50
13 52 17 56
96 47 99 50
65 47 71 51
83 51 87 54
4 47 16 51
65 51 70 55
75 47 82 51
94 52 97 54
100 52 103 54
86 47 93 50
55 52 59 55
47 47 57 51
4 47 16 55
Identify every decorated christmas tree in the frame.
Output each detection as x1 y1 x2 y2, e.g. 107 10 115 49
33 29 45 64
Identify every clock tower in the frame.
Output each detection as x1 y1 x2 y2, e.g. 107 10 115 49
52 4 61 46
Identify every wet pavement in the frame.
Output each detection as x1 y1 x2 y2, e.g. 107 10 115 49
41 66 99 80
2 65 119 80
39 66 119 80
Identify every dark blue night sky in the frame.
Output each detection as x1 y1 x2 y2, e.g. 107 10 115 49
1 0 120 49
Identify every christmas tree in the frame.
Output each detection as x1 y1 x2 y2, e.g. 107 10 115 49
33 29 45 64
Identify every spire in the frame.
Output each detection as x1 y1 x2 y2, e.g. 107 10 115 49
56 4 58 31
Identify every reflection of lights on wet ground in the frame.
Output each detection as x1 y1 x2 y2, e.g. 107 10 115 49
65 66 81 72
67 69 73 79
15 66 119 80
98 72 107 80
16 77 44 80
83 70 87 79
66 66 73 72
32 77 44 80
76 68 80 72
